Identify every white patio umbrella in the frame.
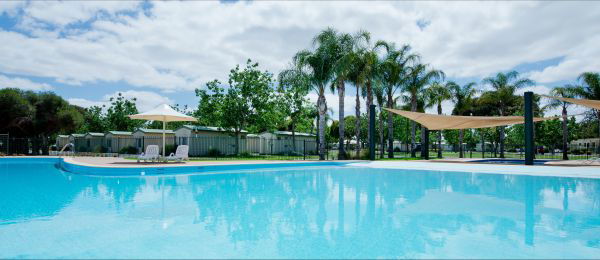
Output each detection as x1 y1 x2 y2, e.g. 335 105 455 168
128 104 197 157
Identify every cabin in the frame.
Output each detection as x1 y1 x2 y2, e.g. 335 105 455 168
55 135 70 150
69 134 86 152
174 125 247 156
104 131 134 153
132 128 175 153
85 132 105 152
570 138 600 152
257 131 317 155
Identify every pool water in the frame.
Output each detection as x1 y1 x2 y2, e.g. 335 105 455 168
1 159 599 258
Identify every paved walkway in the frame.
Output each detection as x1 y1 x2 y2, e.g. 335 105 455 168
63 156 337 168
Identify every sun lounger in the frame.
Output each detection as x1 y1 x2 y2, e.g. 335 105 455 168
137 145 160 163
166 145 189 162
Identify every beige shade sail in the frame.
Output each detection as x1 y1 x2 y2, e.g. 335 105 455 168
384 108 556 130
541 95 600 110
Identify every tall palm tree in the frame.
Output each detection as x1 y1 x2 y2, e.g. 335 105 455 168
425 81 453 158
378 42 419 158
294 33 336 160
450 82 477 158
404 63 445 157
348 52 366 157
481 71 534 158
373 80 386 158
318 29 355 160
573 72 600 143
544 85 578 160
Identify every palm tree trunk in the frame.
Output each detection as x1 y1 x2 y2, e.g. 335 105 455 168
366 80 373 151
379 109 385 159
355 85 361 157
387 88 394 158
499 126 505 158
291 119 297 154
318 89 327 160
459 129 464 158
410 95 417 158
562 105 568 160
338 80 346 160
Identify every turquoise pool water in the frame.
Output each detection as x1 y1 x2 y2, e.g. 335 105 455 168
1 159 599 258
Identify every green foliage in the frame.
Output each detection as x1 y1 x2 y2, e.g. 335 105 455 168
0 88 83 140
119 146 138 155
105 93 142 131
80 106 106 133
207 148 221 157
196 59 279 135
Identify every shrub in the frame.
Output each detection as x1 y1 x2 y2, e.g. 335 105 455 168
207 148 221 157
239 151 252 157
119 146 138 155
93 146 108 153
393 147 401 152
165 144 177 155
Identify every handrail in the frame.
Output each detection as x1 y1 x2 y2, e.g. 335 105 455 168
59 143 74 157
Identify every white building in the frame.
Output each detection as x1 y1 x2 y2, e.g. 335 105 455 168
257 131 317 155
132 128 175 153
104 131 134 153
174 125 247 156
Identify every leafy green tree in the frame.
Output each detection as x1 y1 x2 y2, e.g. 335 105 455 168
481 71 534 158
425 81 453 158
80 106 106 133
544 85 578 159
573 72 600 141
196 59 277 154
0 88 34 137
105 93 142 131
450 82 477 158
278 62 312 151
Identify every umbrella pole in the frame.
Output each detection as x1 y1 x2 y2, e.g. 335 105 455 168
163 119 166 158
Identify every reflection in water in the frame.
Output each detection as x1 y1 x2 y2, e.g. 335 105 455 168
1 163 600 258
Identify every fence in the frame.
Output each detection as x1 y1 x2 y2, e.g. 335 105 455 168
59 136 322 160
420 142 600 160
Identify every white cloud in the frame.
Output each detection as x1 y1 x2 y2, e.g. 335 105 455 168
2 1 600 117
0 74 53 90
68 90 173 112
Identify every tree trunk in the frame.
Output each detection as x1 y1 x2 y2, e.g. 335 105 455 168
235 131 240 155
355 84 361 157
387 88 394 158
338 79 346 160
459 129 464 158
379 109 385 159
366 80 373 152
499 126 505 158
562 105 568 160
410 95 417 158
291 120 297 154
318 90 327 160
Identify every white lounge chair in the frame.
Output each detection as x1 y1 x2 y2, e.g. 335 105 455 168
166 145 189 162
137 145 160 163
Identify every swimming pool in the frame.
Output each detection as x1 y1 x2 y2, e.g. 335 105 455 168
1 158 599 258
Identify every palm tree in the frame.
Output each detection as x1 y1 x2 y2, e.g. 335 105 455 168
450 82 477 158
373 81 386 158
293 34 336 160
481 71 534 158
573 72 600 144
378 42 419 158
544 85 578 160
318 29 356 160
404 63 445 157
348 53 366 157
425 81 453 158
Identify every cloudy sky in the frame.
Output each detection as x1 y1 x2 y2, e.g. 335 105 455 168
1 1 599 117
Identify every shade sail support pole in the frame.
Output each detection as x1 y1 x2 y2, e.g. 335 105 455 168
524 92 534 165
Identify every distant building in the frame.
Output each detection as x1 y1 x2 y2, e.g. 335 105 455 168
174 125 247 156
570 138 600 151
257 131 317 155
104 131 134 153
132 128 175 153
55 135 69 150
85 132 105 152
69 134 86 152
